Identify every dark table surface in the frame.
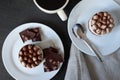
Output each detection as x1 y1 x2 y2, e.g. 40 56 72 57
0 0 80 80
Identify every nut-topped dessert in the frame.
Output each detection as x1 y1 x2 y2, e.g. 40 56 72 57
89 11 114 35
19 44 43 68
43 47 63 72
19 28 41 42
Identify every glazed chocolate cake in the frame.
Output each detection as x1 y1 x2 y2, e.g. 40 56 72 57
89 11 114 35
19 44 43 68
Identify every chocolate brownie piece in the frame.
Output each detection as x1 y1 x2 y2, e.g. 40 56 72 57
43 47 63 72
19 28 41 42
19 29 35 42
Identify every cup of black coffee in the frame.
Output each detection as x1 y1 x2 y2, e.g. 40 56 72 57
33 0 69 21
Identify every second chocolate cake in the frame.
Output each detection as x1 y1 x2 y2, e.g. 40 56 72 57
89 11 114 35
43 47 63 72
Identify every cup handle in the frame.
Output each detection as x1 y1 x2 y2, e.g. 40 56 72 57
57 10 67 21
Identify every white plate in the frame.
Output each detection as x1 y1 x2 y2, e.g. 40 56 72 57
2 23 64 80
68 0 120 56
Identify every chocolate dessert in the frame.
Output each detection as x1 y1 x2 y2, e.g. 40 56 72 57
43 47 63 72
19 44 43 68
89 12 114 35
19 28 41 42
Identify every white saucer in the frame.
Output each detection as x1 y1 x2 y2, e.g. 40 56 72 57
68 0 120 56
2 23 64 80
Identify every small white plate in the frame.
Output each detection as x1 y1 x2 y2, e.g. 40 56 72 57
68 0 120 56
2 23 64 80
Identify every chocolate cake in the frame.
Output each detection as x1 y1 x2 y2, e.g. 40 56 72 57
89 11 114 35
19 28 41 42
43 47 63 72
19 44 43 68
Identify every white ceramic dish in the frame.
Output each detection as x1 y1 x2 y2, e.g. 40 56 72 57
68 0 120 56
2 23 64 80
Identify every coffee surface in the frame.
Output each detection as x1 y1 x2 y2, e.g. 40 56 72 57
36 0 67 10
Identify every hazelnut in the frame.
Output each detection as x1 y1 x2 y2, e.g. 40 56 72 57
98 18 102 22
104 12 108 16
98 12 103 17
31 64 36 68
102 21 106 25
106 28 110 33
45 68 50 72
101 25 107 29
101 30 106 35
33 57 37 61
19 51 23 56
33 46 38 51
49 59 53 63
24 52 27 56
110 18 114 23
107 20 110 25
38 56 42 60
35 61 39 65
96 29 101 34
109 24 114 28
53 61 56 65
21 61 26 67
37 51 41 55
28 45 32 49
91 20 96 25
24 57 27 61
107 15 111 19
28 54 32 58
28 58 32 63
24 37 29 41
97 22 101 27
93 15 98 19
53 66 57 70
91 25 97 30
57 61 60 64
19 56 23 62
22 47 26 51
33 52 37 56
21 35 25 38
26 64 32 68
29 50 33 54
33 28 39 32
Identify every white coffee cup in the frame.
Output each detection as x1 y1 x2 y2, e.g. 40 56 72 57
33 0 69 21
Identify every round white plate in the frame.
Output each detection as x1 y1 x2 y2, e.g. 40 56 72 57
68 0 120 56
2 23 64 80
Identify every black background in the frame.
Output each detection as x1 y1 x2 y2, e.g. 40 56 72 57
0 0 80 80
